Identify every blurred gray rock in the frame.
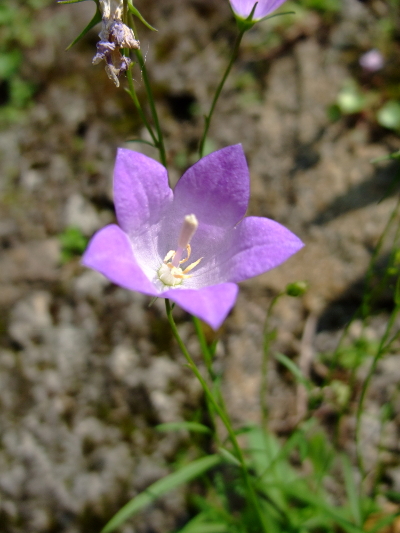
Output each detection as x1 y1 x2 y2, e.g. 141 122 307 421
64 194 102 236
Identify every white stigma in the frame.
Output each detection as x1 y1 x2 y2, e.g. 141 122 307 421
157 214 203 288
172 214 198 267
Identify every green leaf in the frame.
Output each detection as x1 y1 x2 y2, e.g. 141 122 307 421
156 422 212 434
124 138 156 148
101 455 221 533
342 454 362 526
257 11 296 23
217 447 241 467
282 483 365 533
58 0 92 4
395 276 400 307
66 8 102 51
179 524 229 533
370 150 400 163
175 513 229 533
59 226 88 262
127 1 158 31
274 353 312 391
377 100 400 131
0 50 23 79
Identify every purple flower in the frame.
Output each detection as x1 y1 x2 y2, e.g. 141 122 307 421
82 145 303 329
359 49 384 72
229 0 287 21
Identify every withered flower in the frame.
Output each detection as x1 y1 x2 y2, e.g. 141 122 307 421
93 0 140 87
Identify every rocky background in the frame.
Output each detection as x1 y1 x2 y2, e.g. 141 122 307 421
1 0 400 531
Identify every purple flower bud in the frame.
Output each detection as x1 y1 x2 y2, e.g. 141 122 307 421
359 49 384 72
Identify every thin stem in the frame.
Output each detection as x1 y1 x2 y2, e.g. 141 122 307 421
165 300 269 533
127 15 167 167
327 197 400 382
127 69 158 146
192 316 214 379
361 196 400 317
123 0 128 23
261 293 283 428
192 316 230 443
191 316 219 435
198 29 246 158
355 303 400 481
135 47 167 167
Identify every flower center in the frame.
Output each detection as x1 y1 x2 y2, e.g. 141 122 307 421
158 214 203 287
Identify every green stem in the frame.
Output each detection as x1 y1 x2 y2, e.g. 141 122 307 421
135 49 167 167
165 300 269 533
191 316 219 435
192 317 230 444
355 303 400 481
127 69 158 146
128 15 167 167
261 293 283 429
123 0 128 23
327 197 400 382
198 29 246 158
192 316 214 379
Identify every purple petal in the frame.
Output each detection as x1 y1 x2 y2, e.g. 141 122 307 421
82 224 159 296
216 216 304 283
230 0 287 19
173 145 249 229
114 148 173 238
164 283 239 330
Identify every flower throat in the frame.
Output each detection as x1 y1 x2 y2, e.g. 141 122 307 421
158 214 203 287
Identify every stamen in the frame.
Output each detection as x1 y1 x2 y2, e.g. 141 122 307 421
157 214 203 287
182 256 203 274
172 214 198 267
179 244 191 265
163 250 175 263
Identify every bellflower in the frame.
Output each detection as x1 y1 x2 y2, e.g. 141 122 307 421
82 145 303 329
230 0 287 22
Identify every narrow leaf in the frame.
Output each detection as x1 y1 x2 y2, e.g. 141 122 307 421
217 447 241 467
156 422 212 434
342 454 362 526
258 10 295 23
101 455 221 533
127 1 158 31
175 513 229 533
58 0 92 4
371 150 400 163
66 8 102 51
179 524 229 533
125 138 156 148
275 352 312 391
283 483 365 533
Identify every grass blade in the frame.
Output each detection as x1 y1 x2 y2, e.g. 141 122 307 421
156 422 212 434
101 455 221 533
342 454 362 526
